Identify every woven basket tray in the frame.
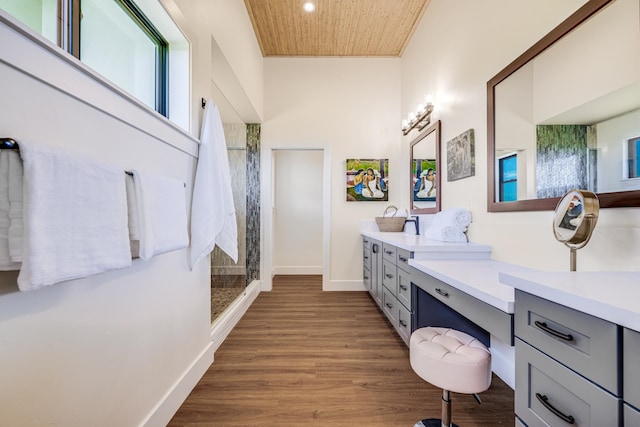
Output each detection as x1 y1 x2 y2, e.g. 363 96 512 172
375 206 406 232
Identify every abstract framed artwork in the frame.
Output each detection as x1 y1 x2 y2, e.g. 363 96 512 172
447 129 475 182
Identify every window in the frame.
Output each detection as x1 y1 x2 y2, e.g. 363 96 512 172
0 0 57 44
1 0 176 118
499 154 517 202
627 137 640 179
80 0 167 114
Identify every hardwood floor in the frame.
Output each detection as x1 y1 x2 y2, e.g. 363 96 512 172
169 275 514 426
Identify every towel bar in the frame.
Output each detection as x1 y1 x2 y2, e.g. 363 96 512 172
2 137 185 187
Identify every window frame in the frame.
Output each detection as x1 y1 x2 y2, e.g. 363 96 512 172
62 0 168 115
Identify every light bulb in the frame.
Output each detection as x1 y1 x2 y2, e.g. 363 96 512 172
303 2 316 12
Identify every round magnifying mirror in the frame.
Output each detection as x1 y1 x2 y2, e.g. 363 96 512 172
552 190 599 270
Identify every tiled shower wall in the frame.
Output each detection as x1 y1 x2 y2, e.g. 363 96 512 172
210 123 260 285
246 124 260 284
536 124 588 199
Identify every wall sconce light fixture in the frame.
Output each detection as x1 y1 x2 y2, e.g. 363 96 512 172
402 101 434 135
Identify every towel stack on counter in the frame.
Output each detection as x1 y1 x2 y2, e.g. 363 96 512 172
424 208 472 242
0 140 189 292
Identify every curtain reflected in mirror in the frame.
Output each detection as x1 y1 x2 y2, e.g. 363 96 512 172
410 120 441 214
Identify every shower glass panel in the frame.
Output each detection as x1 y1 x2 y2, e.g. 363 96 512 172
211 123 247 322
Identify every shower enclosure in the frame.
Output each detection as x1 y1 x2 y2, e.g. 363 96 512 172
210 122 260 323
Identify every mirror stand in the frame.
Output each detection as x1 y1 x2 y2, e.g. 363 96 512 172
552 190 599 271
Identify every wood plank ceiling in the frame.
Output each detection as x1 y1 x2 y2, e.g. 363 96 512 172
244 0 431 57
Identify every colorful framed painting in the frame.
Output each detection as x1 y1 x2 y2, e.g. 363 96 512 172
346 159 389 202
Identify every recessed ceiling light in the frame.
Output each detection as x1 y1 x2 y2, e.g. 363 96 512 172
303 2 316 13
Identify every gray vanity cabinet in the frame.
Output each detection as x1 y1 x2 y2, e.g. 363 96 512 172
380 243 413 345
514 289 621 427
624 328 640 425
362 237 382 307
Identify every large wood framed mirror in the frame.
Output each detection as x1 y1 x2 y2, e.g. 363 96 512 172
487 0 640 212
410 120 441 214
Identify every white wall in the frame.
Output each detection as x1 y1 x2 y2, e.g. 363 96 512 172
402 0 640 272
0 14 211 427
262 58 401 289
273 150 323 275
0 0 266 423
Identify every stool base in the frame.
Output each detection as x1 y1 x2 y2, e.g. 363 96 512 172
414 419 459 427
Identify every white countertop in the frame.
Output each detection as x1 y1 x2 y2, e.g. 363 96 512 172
409 259 536 314
500 270 640 332
361 230 492 259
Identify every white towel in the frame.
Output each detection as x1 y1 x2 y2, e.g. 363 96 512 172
432 208 472 231
8 150 23 262
125 174 141 258
130 170 189 261
0 150 22 270
189 100 238 269
17 140 132 291
424 225 468 243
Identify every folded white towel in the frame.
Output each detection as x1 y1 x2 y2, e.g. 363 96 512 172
130 170 189 261
190 100 238 269
432 208 472 231
424 225 468 243
0 151 16 270
17 140 132 291
0 150 21 270
7 150 23 263
124 174 141 258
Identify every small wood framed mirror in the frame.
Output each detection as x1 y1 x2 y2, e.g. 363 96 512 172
410 120 441 214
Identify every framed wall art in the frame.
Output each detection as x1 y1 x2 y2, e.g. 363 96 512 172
447 129 475 182
346 158 389 201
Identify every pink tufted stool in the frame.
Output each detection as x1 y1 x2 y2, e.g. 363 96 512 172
410 327 492 427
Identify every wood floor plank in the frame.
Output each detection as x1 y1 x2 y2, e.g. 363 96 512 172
169 275 514 426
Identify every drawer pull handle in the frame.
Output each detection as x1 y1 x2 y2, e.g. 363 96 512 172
399 285 407 291
399 255 408 262
534 321 574 342
399 320 407 327
364 255 369 259
435 288 449 298
385 273 394 279
535 393 575 424
372 244 379 253
364 276 369 280
385 303 393 309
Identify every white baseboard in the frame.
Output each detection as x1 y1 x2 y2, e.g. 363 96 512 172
210 280 261 351
323 279 367 291
141 342 214 427
272 266 323 275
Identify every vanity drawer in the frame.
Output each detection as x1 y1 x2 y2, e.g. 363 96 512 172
363 246 371 270
515 290 620 395
397 302 411 346
363 265 371 292
624 328 640 409
363 236 373 250
624 403 640 426
382 259 397 296
382 286 398 326
515 338 620 427
412 268 513 344
382 243 397 263
396 248 412 272
397 267 411 309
